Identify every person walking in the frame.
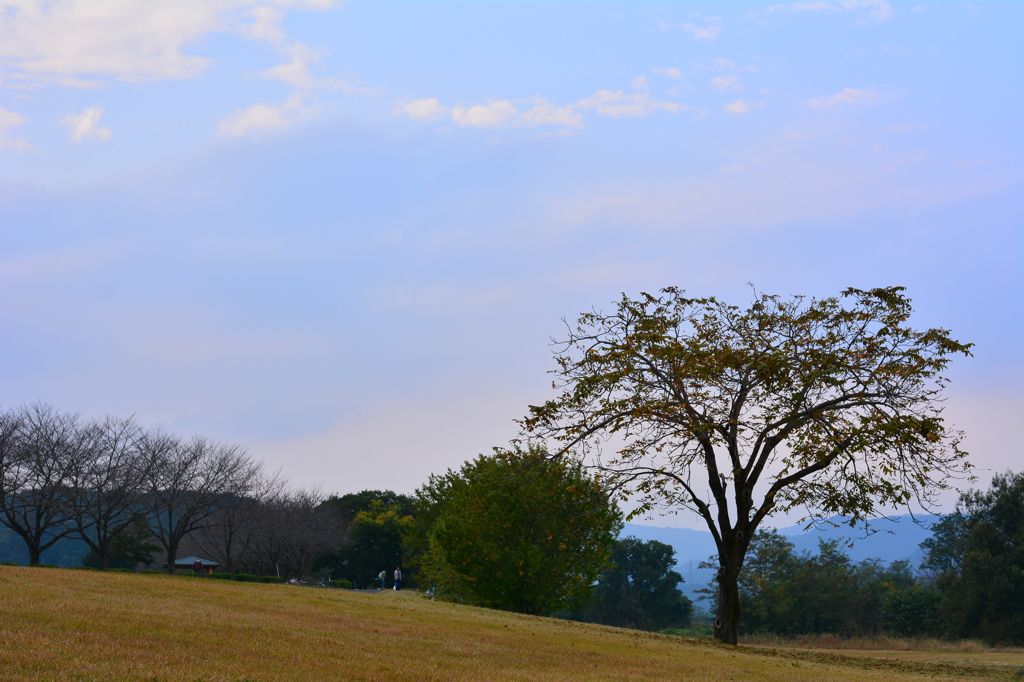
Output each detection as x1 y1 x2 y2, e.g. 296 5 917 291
378 570 387 590
393 567 402 591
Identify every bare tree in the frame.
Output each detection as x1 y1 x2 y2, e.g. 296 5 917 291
140 431 253 573
191 466 283 574
0 404 81 565
247 488 342 579
66 415 150 569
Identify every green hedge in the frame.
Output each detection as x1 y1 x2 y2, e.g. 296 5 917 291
337 580 353 589
258 576 284 583
211 572 233 580
1 561 20 567
233 573 258 582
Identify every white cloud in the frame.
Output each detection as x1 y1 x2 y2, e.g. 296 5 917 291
577 90 682 118
260 43 328 90
803 87 883 109
631 75 648 91
660 21 721 41
711 75 742 92
517 98 583 129
450 100 519 128
394 98 447 121
724 100 764 114
394 90 684 129
651 67 683 80
241 6 287 47
0 1 338 88
63 105 112 142
0 106 31 150
217 94 312 136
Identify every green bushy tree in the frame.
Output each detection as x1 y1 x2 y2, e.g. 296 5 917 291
922 471 1024 645
414 446 620 615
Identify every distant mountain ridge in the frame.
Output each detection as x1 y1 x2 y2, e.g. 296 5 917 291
621 514 942 600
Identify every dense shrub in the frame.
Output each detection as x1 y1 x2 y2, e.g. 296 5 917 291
233 573 258 582
258 576 284 583
337 580 352 589
0 561 17 566
881 587 942 637
211 573 233 580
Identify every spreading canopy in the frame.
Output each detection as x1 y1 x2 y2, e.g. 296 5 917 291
522 286 972 643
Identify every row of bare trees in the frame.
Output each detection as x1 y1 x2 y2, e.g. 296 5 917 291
0 403 342 576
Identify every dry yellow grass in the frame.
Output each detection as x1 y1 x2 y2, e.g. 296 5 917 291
0 565 1017 682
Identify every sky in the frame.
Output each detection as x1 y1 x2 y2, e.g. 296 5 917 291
1 1 1021 530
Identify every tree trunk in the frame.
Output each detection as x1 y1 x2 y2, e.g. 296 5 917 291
99 542 110 570
714 551 743 645
165 541 178 574
28 544 41 566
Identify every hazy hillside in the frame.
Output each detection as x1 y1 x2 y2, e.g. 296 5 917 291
621 514 941 600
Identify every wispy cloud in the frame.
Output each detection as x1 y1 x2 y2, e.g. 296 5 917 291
577 90 682 118
724 100 764 115
0 106 31 151
659 20 722 41
394 98 447 121
394 87 683 129
650 67 683 80
766 0 894 22
803 87 883 109
450 100 519 128
712 75 742 93
517 97 583 129
217 94 313 137
224 2 358 137
63 105 112 142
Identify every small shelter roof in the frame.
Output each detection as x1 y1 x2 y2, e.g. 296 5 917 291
173 556 220 568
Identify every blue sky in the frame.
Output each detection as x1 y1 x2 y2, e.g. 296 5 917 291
1 1 1020 527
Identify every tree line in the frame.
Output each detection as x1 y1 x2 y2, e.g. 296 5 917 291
697 471 1023 646
0 403 342 577
0 408 691 632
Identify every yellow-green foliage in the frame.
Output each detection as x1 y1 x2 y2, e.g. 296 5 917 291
0 565 1013 681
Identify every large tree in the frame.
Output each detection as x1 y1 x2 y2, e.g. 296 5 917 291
139 431 256 573
66 415 150 570
522 287 972 643
0 404 81 565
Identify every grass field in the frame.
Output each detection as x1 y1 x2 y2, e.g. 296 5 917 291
1 565 1021 682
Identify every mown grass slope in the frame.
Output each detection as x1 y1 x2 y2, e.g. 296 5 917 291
0 566 1014 681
